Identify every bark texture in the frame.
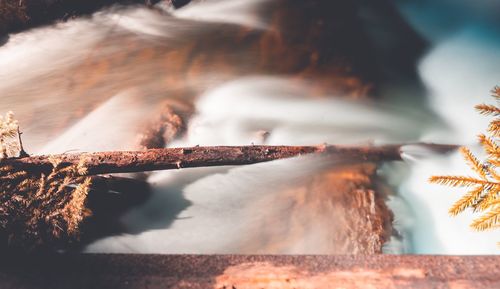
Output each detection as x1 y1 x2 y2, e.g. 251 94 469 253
1 143 457 177
1 144 408 176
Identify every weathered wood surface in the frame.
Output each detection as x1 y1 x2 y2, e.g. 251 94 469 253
0 144 456 176
0 254 498 289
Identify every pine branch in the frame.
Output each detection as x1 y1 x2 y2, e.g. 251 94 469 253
475 189 500 212
63 177 92 236
449 186 484 216
429 175 497 188
478 134 500 159
485 163 500 182
488 120 500 137
471 206 500 231
476 104 500 116
492 86 500 100
460 147 487 179
485 198 500 209
432 86 500 241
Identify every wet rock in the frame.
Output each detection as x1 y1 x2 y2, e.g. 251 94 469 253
0 0 156 35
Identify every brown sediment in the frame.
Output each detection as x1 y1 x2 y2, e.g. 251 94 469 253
237 163 393 254
136 99 194 149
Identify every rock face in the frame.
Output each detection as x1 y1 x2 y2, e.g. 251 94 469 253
0 0 158 35
232 164 393 254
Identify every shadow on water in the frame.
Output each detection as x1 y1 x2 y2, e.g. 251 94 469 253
69 167 233 252
120 167 232 234
0 34 8 47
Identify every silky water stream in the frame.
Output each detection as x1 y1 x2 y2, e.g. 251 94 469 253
1 0 499 254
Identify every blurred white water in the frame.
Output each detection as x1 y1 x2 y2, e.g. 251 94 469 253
171 0 271 29
0 1 272 151
73 76 421 254
87 156 352 254
39 91 153 154
1 0 500 254
180 77 423 146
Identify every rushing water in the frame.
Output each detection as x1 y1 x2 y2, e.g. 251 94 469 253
1 0 500 254
388 0 500 254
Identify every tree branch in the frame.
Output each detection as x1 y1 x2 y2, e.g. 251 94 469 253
1 143 458 176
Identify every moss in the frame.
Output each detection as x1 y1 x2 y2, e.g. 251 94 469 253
0 161 92 250
0 1 28 34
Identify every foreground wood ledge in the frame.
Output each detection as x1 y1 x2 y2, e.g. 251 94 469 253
0 254 498 288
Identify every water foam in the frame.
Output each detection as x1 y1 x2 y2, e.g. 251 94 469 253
181 77 424 147
172 0 272 29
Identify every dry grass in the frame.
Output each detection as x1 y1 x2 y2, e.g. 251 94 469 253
0 159 92 249
0 111 92 249
0 111 21 158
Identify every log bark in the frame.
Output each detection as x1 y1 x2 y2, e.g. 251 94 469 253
1 143 457 176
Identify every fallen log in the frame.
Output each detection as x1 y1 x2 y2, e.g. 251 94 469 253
0 143 457 250
0 143 457 176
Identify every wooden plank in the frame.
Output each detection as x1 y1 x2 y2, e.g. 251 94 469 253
0 254 498 288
